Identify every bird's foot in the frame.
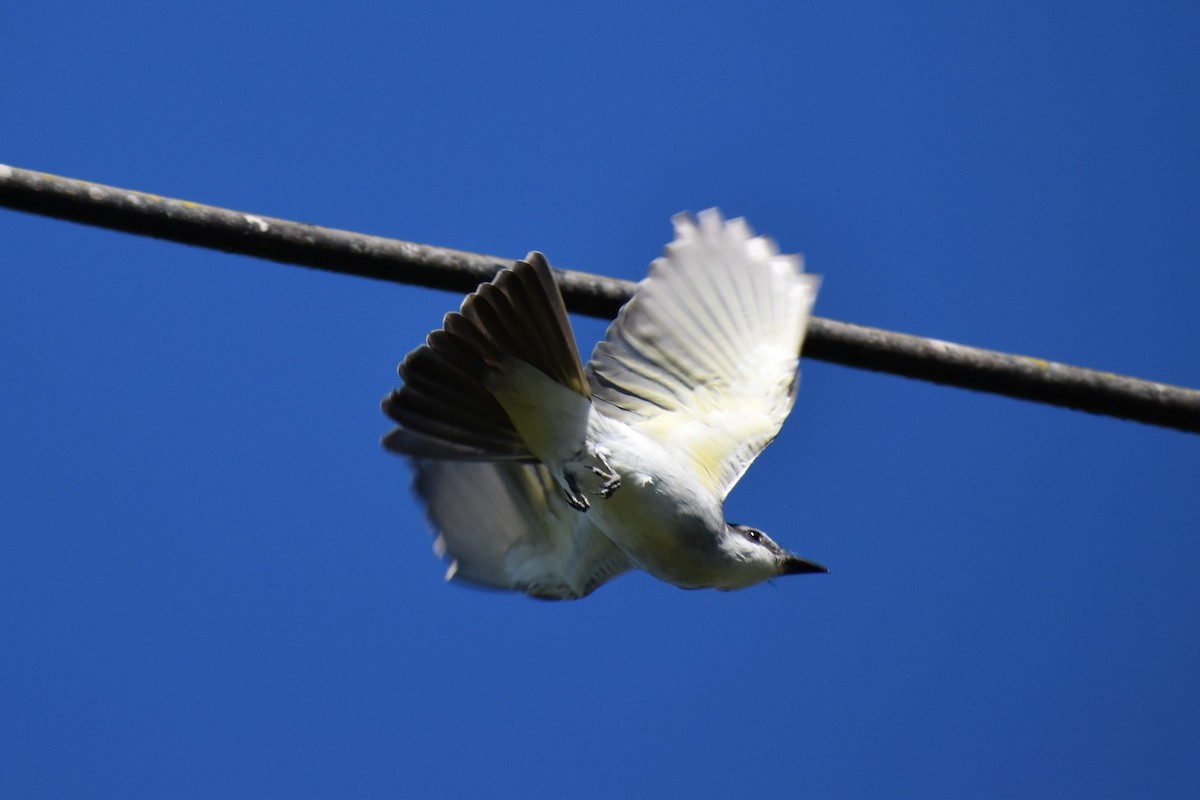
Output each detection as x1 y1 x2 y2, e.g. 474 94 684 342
589 451 621 498
564 474 590 512
562 450 620 511
590 467 621 498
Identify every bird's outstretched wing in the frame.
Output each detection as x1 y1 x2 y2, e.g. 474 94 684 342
587 210 819 499
411 460 632 600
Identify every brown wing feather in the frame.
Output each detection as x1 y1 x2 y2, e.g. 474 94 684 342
461 252 590 397
382 253 589 460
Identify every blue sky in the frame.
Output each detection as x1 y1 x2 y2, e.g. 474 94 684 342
3 2 1199 797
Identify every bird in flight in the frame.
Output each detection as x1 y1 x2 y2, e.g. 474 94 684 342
383 210 825 599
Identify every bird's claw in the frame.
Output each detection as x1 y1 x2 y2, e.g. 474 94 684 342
590 452 621 499
564 474 590 512
593 469 621 498
563 452 620 511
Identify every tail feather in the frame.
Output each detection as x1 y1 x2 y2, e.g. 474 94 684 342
382 345 528 459
439 313 501 375
381 252 589 460
459 253 591 397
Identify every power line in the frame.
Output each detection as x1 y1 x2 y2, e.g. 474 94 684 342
3 163 1198 434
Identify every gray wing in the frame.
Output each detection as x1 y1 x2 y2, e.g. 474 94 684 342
410 460 632 600
587 210 820 499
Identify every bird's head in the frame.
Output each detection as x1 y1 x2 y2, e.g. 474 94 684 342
716 523 828 589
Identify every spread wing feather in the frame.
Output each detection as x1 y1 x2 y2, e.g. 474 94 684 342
587 210 820 498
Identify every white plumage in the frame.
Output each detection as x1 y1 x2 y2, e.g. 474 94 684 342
589 211 820 497
384 210 825 599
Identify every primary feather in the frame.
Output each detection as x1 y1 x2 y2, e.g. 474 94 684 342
588 210 820 498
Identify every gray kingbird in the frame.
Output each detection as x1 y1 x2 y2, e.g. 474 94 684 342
383 210 825 599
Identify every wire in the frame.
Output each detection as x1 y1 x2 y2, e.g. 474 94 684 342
3 163 1198 434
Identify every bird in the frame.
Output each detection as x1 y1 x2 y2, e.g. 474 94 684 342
382 209 825 600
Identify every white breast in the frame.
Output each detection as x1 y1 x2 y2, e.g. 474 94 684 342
583 414 730 587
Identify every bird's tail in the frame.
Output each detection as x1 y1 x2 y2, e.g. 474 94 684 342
381 252 591 460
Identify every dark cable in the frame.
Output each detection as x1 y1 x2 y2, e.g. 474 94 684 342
3 164 1198 434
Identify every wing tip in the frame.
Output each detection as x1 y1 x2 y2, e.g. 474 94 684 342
669 208 806 275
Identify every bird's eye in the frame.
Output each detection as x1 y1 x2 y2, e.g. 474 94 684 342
746 529 762 543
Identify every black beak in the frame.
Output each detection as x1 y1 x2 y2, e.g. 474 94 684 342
781 554 829 575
